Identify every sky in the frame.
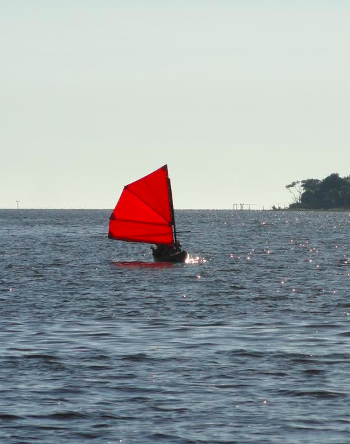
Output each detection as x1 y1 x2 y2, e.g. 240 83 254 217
1 0 349 209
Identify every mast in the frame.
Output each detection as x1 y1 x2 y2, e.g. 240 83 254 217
167 175 178 248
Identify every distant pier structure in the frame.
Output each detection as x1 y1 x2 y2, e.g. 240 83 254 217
233 203 257 210
16 200 20 210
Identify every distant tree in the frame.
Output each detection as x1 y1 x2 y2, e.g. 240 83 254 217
286 181 303 204
325 188 342 208
319 173 345 196
340 182 350 206
301 190 321 208
301 178 320 192
286 173 350 209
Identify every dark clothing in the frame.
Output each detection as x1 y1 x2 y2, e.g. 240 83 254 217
151 244 174 258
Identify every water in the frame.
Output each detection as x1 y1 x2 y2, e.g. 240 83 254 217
1 209 350 443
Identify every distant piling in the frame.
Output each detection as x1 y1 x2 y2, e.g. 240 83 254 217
232 203 257 210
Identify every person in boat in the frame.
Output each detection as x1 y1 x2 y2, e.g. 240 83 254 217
151 243 176 258
151 241 187 262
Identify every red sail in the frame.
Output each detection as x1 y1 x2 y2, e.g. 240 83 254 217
108 165 175 246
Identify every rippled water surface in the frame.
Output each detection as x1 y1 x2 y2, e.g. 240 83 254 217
1 209 350 443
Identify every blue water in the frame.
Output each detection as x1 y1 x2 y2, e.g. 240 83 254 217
1 209 350 443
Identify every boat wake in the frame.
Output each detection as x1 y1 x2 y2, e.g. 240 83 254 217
185 256 208 264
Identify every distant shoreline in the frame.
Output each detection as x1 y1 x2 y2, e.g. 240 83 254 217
273 208 350 212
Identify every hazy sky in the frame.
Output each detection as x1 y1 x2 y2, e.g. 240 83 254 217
1 0 349 209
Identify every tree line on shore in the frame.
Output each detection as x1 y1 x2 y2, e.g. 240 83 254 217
286 173 350 209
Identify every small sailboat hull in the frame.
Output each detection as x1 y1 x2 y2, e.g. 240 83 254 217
152 249 188 263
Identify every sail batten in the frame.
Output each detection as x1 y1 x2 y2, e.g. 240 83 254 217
123 185 171 225
110 218 172 227
108 165 175 246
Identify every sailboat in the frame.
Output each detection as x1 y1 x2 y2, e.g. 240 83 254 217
108 165 188 263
